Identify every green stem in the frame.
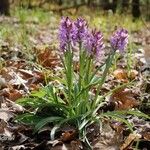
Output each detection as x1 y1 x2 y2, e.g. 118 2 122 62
64 44 74 115
84 57 92 100
93 51 115 108
79 42 83 91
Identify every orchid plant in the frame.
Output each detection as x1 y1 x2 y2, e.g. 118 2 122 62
17 17 149 149
57 17 128 117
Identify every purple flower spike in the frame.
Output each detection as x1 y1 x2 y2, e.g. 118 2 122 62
110 28 129 52
73 18 88 43
84 30 104 58
58 17 73 52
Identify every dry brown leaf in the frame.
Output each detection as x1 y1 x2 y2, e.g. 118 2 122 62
4 89 22 101
70 140 83 150
120 133 141 150
0 76 7 89
37 47 59 68
113 69 138 81
19 69 44 85
0 67 13 81
110 88 139 110
6 60 26 69
29 83 41 91
18 69 34 79
110 122 124 134
113 69 128 82
142 131 150 141
129 69 138 79
0 109 14 122
0 119 7 133
93 122 122 150
61 130 77 142
32 71 44 83
5 99 25 112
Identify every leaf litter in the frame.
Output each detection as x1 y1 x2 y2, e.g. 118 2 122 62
0 13 150 150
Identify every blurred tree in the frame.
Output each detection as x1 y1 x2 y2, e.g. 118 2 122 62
121 0 129 13
101 0 118 13
87 0 92 6
112 0 118 13
58 0 63 5
0 0 10 15
101 0 110 10
132 0 141 19
146 0 150 20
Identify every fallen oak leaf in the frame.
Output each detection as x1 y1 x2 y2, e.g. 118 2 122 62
37 47 59 68
142 131 150 141
93 122 122 150
113 69 128 82
0 119 7 133
61 130 77 142
70 140 83 150
8 71 29 92
32 70 44 83
120 133 141 150
0 109 14 122
0 67 13 81
9 71 27 87
18 69 34 79
5 99 25 113
8 90 23 101
110 88 139 110
0 76 7 89
110 122 125 134
113 69 138 82
3 89 23 101
29 83 41 91
19 69 44 85
6 60 26 69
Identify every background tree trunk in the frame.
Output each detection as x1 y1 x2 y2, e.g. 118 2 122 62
112 0 118 13
0 0 10 15
132 0 141 19
101 0 117 13
121 0 129 13
87 0 92 7
146 0 150 20
101 0 110 10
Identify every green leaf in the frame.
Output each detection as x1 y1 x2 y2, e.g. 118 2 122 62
16 113 42 125
36 103 68 117
31 88 47 98
46 85 58 103
79 119 89 130
16 97 47 108
34 116 64 132
50 125 60 140
90 75 101 85
115 110 150 119
102 112 134 132
16 97 33 105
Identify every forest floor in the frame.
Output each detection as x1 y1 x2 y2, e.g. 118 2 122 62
0 7 150 150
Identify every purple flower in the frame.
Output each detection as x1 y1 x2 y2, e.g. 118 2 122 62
110 28 129 52
73 18 88 43
58 17 74 52
84 29 104 58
